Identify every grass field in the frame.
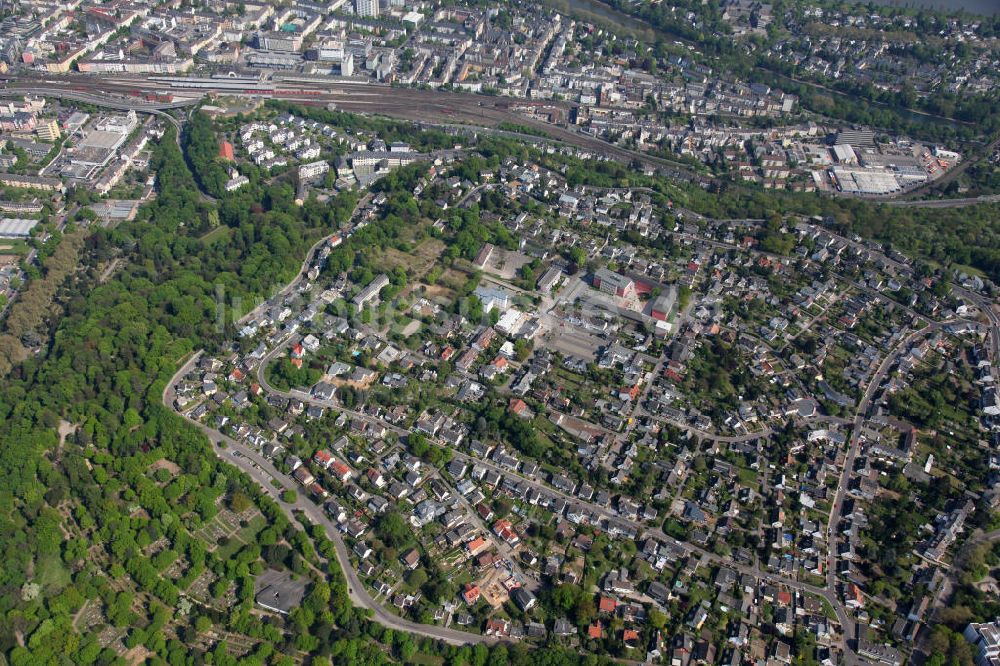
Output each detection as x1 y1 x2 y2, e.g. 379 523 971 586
951 263 986 278
36 553 71 591
437 267 473 292
737 467 758 485
236 514 267 542
199 226 232 245
377 238 445 279
0 239 32 255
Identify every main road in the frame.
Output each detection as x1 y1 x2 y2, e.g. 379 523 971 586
164 352 492 647
822 319 962 653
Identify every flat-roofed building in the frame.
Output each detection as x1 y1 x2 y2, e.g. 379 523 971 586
254 569 308 615
651 286 678 321
965 622 1000 666
0 218 38 238
36 119 60 141
63 112 90 134
831 144 857 165
352 273 390 311
593 268 635 297
298 160 329 181
355 0 379 18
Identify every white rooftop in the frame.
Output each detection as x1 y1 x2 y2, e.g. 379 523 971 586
0 218 38 238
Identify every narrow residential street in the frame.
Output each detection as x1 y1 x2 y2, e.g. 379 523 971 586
159 162 989 663
164 352 490 647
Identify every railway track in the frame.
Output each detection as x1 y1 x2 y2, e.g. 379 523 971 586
0 72 707 178
7 72 997 207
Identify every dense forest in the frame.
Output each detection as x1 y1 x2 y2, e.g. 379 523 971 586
184 111 232 198
0 228 84 375
0 122 355 663
746 66 995 144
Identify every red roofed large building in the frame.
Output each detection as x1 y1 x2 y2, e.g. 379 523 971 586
466 536 490 556
587 622 603 640
219 140 235 161
598 596 617 614
846 583 865 609
313 449 334 469
492 518 519 545
331 460 353 483
463 583 480 605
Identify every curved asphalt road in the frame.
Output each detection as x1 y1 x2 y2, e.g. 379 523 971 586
247 344 864 658
164 352 490 647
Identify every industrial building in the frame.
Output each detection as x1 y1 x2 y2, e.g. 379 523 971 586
831 167 902 196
